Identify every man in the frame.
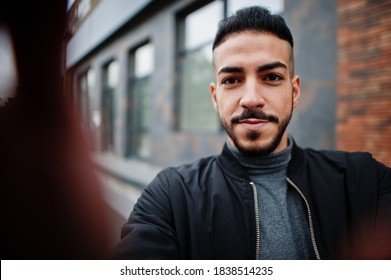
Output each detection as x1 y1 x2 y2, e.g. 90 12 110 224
113 6 391 259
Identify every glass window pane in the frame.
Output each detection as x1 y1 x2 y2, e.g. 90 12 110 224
135 43 154 77
177 2 224 132
185 1 223 49
87 68 95 97
107 60 119 88
78 70 91 125
180 44 219 132
136 78 151 158
127 42 154 158
102 61 116 152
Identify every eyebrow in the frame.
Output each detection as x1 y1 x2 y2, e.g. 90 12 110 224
258 61 287 72
217 66 244 75
217 61 287 75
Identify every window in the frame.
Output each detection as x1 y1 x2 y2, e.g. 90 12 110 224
77 68 94 129
101 60 118 152
126 42 154 159
176 1 223 132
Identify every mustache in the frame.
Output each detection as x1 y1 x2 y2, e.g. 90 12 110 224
231 109 279 124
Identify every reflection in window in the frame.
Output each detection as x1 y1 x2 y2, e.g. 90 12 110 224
126 43 154 159
176 1 223 132
101 60 118 152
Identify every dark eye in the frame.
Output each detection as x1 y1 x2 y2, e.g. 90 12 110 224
265 74 283 82
222 77 240 85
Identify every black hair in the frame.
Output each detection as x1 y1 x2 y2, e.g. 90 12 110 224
212 6 293 50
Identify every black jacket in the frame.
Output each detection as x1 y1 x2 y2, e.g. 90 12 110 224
114 140 391 259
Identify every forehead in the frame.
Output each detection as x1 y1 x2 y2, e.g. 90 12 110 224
213 31 292 70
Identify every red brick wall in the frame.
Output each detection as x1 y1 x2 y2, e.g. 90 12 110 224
337 0 391 167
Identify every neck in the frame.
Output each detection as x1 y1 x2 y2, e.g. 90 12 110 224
228 135 293 177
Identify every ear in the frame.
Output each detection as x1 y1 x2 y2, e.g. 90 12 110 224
291 75 301 108
210 82 218 112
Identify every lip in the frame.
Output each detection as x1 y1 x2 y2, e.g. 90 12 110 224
238 118 269 130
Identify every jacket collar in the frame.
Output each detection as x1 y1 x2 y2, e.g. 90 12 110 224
217 137 306 179
287 137 306 177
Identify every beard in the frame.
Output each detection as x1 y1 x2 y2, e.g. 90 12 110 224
220 107 293 157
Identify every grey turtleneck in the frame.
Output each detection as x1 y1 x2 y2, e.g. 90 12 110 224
228 137 315 259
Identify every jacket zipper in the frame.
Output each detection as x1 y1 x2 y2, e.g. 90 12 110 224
286 177 321 260
249 182 260 260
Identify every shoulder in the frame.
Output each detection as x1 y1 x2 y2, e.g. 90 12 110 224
304 148 372 166
148 154 220 190
303 148 390 177
158 154 220 180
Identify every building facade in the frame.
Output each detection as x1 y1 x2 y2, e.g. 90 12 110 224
337 0 391 166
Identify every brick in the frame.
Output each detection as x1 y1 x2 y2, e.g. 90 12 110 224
337 0 391 167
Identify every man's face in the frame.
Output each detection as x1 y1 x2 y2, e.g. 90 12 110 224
210 31 300 156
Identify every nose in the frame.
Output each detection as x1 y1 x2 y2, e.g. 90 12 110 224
239 78 266 110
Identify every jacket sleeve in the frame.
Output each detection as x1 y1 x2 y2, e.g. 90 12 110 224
111 169 179 259
376 160 391 231
365 159 391 259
